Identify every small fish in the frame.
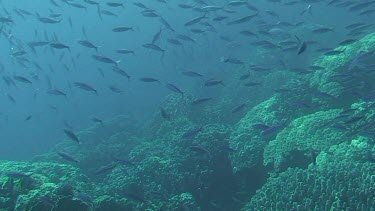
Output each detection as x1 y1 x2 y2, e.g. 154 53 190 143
184 13 207 26
312 27 334 34
91 117 104 125
181 71 203 77
112 67 131 80
244 82 261 87
139 77 160 83
95 163 117 175
25 115 32 121
338 39 356 46
189 145 211 157
57 152 79 163
205 79 225 87
324 50 345 56
160 108 171 120
227 12 258 25
261 122 287 137
109 85 124 94
50 42 70 51
74 82 98 95
6 171 33 179
182 127 203 139
63 129 80 144
308 147 317 165
297 42 307 55
13 76 32 84
231 103 246 113
107 2 124 7
47 89 67 97
239 73 251 80
78 40 99 52
92 55 120 66
192 97 212 105
166 83 184 95
116 49 135 55
112 27 133 32
121 191 146 203
220 57 244 65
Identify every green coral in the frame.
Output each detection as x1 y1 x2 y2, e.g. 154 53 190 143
245 139 374 211
311 32 375 96
229 96 285 173
263 109 347 169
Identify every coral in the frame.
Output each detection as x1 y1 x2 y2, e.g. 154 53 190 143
245 138 374 210
310 32 375 97
92 123 232 210
229 96 286 173
0 161 93 211
263 109 348 169
166 192 198 211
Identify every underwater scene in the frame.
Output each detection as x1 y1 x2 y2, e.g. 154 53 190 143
0 0 374 210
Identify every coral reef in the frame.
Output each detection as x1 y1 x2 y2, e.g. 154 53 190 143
244 138 374 210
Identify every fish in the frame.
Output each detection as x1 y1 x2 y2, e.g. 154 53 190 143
227 12 258 25
312 27 334 34
338 39 357 46
205 79 225 87
182 127 203 139
47 89 67 97
57 152 79 163
261 122 287 137
112 27 133 32
95 164 117 175
297 41 307 55
121 191 146 203
6 171 33 179
37 17 61 24
232 103 246 113
189 145 211 157
142 44 165 52
50 42 70 51
184 13 207 26
159 17 175 32
176 34 195 42
244 82 262 87
160 108 171 120
152 28 162 44
109 85 124 94
91 117 104 125
107 2 124 7
74 82 98 95
112 67 131 80
116 49 136 55
63 129 80 144
78 40 99 52
181 71 203 77
192 97 212 105
239 73 251 80
139 77 160 83
92 55 120 66
166 83 184 95
221 57 244 65
25 115 32 121
324 50 345 56
13 76 32 84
